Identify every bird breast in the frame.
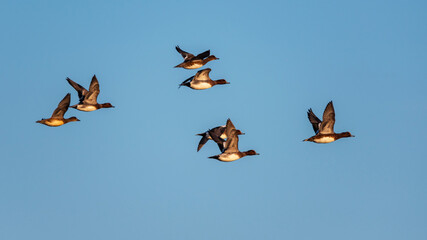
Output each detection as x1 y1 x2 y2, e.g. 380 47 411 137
313 136 336 143
190 81 212 90
218 153 241 162
76 105 98 112
45 119 65 127
184 62 204 69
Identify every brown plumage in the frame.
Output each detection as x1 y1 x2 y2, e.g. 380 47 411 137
36 93 80 127
179 68 229 90
208 129 259 162
196 119 244 152
66 75 114 112
174 46 219 69
303 101 354 143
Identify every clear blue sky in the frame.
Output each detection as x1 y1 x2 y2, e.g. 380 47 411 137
1 0 426 239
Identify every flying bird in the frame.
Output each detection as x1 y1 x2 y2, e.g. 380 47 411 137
197 119 244 152
208 129 259 162
174 46 219 69
36 93 80 127
179 68 229 90
66 75 114 112
303 101 354 143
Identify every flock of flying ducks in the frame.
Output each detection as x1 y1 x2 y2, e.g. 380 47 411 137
36 46 354 162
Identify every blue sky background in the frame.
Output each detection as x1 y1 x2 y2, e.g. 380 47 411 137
1 0 426 239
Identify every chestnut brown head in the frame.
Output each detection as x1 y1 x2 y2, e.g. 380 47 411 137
101 103 114 108
244 150 259 156
214 79 230 85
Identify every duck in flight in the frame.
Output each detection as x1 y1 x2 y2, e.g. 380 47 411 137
303 101 354 143
179 68 229 90
209 128 259 162
36 93 80 127
197 119 244 152
66 75 114 112
174 46 219 69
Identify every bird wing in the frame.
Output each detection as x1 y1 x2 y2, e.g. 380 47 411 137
66 77 87 103
224 129 240 153
51 93 71 118
83 75 100 105
179 75 194 88
224 118 237 139
194 50 210 60
197 132 209 152
175 46 195 61
209 127 226 152
194 68 211 81
307 108 321 134
319 101 335 134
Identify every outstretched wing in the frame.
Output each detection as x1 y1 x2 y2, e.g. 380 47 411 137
179 75 194 88
194 68 211 81
307 108 321 134
66 77 87 103
176 46 195 61
83 75 100 105
194 50 210 60
319 101 335 134
224 129 240 153
197 132 209 152
51 93 71 118
224 118 237 139
209 127 226 152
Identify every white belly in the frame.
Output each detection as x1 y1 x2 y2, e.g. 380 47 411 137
218 153 241 162
185 62 204 69
46 119 64 127
77 105 97 112
190 82 212 90
314 136 336 143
